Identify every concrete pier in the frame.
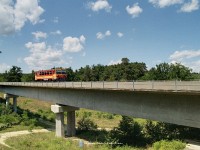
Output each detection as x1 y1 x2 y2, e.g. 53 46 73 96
55 112 65 137
67 111 76 136
3 94 18 112
51 104 79 137
4 94 10 107
13 96 18 113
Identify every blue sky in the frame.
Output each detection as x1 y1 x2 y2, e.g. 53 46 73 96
0 0 200 73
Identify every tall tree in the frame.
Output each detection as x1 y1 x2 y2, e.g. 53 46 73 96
4 66 23 82
121 57 130 65
147 63 192 80
65 67 75 81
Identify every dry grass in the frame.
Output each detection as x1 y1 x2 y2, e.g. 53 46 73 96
0 144 11 150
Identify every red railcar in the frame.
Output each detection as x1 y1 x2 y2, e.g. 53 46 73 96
35 68 67 81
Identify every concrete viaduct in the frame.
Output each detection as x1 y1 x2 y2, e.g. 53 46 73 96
0 81 200 137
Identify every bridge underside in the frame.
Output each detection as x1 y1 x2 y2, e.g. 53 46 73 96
0 85 200 129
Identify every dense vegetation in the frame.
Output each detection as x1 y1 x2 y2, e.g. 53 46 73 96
76 115 199 147
0 58 199 82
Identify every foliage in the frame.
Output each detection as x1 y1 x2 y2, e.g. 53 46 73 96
153 140 186 150
72 58 147 81
146 63 192 80
77 116 98 131
0 103 45 131
4 66 23 82
65 67 75 81
109 116 145 146
21 70 35 82
144 120 200 144
37 109 55 122
144 121 182 143
1 58 198 82
0 74 5 82
0 104 21 128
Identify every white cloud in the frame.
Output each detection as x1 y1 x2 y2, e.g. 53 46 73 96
50 30 62 35
32 31 47 40
117 32 124 38
96 30 111 39
96 32 104 39
0 0 15 35
88 0 112 12
53 17 59 23
170 50 200 61
0 63 11 73
105 30 111 36
126 3 143 18
108 59 122 66
24 42 64 70
180 0 199 12
169 50 200 72
149 0 183 8
63 35 86 52
0 0 44 35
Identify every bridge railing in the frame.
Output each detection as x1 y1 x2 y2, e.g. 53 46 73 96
0 81 200 92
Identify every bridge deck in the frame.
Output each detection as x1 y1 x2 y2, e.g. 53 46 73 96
0 81 200 93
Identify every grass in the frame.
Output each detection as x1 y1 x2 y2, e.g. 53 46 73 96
0 124 43 133
5 132 145 150
0 144 11 150
153 140 186 150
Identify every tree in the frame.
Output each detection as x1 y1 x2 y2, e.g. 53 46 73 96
4 66 23 82
109 116 144 146
65 67 75 81
121 57 130 65
21 70 35 82
146 63 192 81
91 64 105 81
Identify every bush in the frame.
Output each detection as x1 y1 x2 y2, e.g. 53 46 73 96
153 140 186 150
37 109 55 122
21 111 37 126
77 116 97 131
109 116 145 146
144 120 200 143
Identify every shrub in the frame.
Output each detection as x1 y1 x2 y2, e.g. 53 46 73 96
77 116 97 131
109 116 145 146
20 110 37 129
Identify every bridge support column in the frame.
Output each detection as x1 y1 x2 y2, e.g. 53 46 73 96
4 94 18 112
51 104 79 137
4 94 10 107
55 112 65 137
67 111 76 137
13 96 18 113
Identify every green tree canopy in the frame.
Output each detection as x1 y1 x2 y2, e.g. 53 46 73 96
4 66 23 82
147 63 192 80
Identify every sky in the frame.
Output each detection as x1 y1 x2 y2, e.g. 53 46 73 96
0 0 200 73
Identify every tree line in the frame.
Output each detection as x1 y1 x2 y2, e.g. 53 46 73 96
0 58 199 82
